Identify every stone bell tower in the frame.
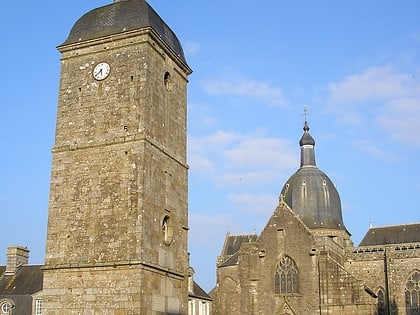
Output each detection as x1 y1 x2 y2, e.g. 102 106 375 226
43 0 192 314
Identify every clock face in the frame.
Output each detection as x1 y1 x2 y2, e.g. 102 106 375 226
93 62 110 81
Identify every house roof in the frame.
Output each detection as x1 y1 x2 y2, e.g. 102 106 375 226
358 223 420 246
189 281 212 301
0 265 43 295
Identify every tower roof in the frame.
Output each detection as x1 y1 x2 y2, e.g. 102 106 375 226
60 0 186 63
280 122 346 230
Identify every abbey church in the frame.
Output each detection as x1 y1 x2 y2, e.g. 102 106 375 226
0 0 419 314
211 122 420 314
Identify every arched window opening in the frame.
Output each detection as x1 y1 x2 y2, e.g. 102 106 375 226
406 271 420 315
164 71 172 92
274 255 299 294
162 215 174 245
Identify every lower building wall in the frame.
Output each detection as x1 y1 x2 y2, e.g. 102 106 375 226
42 264 187 315
322 304 375 315
349 246 420 315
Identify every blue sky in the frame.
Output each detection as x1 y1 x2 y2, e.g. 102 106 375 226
1 1 419 292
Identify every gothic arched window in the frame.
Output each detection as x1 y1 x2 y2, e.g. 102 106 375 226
274 255 299 294
406 271 420 315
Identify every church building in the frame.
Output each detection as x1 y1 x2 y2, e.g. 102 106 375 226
211 122 420 315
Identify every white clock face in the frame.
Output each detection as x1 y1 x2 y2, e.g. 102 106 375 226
93 62 110 81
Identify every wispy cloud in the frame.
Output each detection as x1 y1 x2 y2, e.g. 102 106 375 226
228 193 278 216
352 139 397 160
188 154 214 175
202 76 288 107
376 98 420 146
326 65 420 147
328 65 413 104
223 137 296 169
183 40 201 56
189 212 234 246
188 130 297 187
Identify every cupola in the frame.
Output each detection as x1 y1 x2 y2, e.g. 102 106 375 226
281 122 347 230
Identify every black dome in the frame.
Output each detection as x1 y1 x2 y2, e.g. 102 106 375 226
281 167 345 229
281 122 346 230
60 0 186 63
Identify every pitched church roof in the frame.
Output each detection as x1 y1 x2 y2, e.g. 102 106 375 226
60 0 186 63
221 233 258 257
218 233 258 267
358 223 420 246
281 121 347 230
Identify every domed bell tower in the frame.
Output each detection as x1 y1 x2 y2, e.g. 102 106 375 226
43 0 192 314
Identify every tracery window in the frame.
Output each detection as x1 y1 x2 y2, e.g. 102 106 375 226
274 255 298 294
406 271 420 315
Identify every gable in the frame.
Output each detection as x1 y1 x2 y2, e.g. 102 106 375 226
258 200 314 244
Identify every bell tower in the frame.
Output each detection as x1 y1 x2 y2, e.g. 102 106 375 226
43 0 192 314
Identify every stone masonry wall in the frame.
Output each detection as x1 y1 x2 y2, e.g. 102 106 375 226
349 245 420 314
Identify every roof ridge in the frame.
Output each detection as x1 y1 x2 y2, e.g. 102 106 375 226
227 232 257 237
370 222 420 229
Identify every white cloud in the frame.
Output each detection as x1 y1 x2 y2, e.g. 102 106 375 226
188 130 297 187
376 98 420 146
183 40 201 56
223 137 296 169
326 65 420 147
189 212 233 242
188 154 214 175
228 193 278 216
203 76 287 107
189 130 243 153
352 139 397 160
328 65 413 104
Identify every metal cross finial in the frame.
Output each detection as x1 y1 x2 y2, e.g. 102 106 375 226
303 106 309 122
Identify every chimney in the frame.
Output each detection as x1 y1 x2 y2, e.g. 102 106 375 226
187 267 195 293
5 246 29 275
